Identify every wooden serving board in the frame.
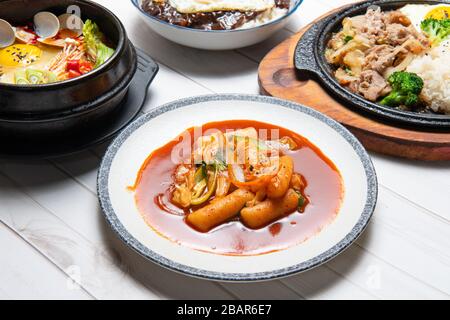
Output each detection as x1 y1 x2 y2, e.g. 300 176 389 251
258 19 450 161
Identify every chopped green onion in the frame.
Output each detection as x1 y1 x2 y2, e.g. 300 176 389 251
344 35 353 43
14 71 29 85
190 167 218 206
194 163 207 184
295 191 306 209
14 69 56 85
26 69 46 84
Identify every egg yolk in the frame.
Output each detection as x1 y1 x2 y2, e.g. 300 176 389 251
0 44 41 67
425 6 450 20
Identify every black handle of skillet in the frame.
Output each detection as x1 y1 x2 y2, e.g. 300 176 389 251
294 20 327 76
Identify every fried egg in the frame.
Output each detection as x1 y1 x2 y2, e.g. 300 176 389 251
0 44 41 67
400 4 450 31
168 0 275 14
0 44 60 84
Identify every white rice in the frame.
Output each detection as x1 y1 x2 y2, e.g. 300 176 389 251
407 39 450 114
239 7 288 29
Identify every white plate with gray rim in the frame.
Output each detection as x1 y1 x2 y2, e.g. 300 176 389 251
97 94 377 282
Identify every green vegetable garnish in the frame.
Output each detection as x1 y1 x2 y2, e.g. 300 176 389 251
343 66 353 75
190 166 218 206
26 69 55 84
295 191 306 209
194 163 207 184
14 71 29 85
27 69 45 84
83 19 115 68
344 35 353 43
380 72 424 108
46 72 57 83
190 159 226 205
421 18 450 45
14 69 56 85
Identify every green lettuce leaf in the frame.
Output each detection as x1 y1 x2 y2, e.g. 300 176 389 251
82 19 115 68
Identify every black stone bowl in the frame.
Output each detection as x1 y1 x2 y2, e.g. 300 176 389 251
0 0 137 142
295 0 450 129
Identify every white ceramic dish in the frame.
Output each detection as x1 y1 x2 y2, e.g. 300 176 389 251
98 94 377 282
130 0 303 50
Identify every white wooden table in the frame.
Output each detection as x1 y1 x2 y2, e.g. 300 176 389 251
1 0 449 300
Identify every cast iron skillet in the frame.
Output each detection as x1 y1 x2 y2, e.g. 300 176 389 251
0 0 134 118
295 0 450 129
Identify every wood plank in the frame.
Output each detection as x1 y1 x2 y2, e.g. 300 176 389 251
0 173 159 300
142 63 213 113
330 240 448 299
0 162 233 300
238 29 295 63
0 222 92 300
281 265 376 300
0 287 12 300
372 155 450 221
285 0 338 34
375 187 450 258
222 282 303 300
353 188 450 296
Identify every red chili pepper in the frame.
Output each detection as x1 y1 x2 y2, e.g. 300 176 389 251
68 70 82 79
66 60 81 73
79 61 94 74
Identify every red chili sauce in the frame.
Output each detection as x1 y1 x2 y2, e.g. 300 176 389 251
131 120 344 256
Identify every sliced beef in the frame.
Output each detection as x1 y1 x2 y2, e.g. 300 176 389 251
386 23 413 46
358 70 391 102
361 7 387 43
363 45 397 73
386 11 411 26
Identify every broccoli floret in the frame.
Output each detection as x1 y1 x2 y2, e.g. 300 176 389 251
380 72 424 108
421 18 450 45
